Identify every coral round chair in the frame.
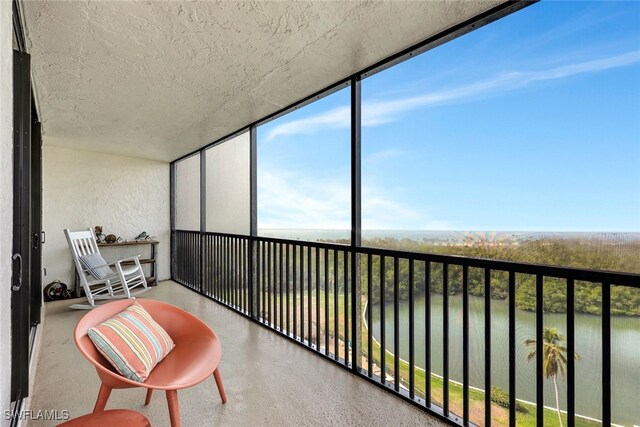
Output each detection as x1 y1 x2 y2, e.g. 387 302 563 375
74 299 227 427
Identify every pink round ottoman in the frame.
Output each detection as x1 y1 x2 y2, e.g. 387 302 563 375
57 409 150 426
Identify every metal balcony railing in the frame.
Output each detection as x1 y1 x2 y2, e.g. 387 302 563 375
171 229 640 427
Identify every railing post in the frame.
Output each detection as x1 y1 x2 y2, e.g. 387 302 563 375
200 150 206 295
536 274 544 425
462 265 469 426
567 278 575 427
249 125 258 319
350 75 361 372
169 162 176 280
442 263 449 416
602 283 611 426
484 268 492 426
508 270 516 427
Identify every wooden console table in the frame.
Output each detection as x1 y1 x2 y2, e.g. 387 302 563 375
98 240 159 285
75 240 159 297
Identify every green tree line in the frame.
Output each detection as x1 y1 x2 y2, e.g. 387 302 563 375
318 236 640 316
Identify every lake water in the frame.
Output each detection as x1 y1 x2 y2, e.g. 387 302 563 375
370 294 640 426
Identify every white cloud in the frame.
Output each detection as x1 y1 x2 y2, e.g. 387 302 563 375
363 149 404 166
258 170 350 230
361 185 453 230
363 49 640 124
258 169 453 230
258 51 640 231
264 106 350 142
263 50 640 140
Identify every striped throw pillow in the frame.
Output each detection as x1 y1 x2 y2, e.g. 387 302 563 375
87 302 175 382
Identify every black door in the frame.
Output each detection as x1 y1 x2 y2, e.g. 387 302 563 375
11 49 32 402
30 118 42 327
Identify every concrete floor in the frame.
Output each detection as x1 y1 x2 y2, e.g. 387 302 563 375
28 281 445 427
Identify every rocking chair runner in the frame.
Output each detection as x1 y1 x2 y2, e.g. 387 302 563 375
64 228 150 309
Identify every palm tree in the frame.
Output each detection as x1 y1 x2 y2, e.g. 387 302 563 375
525 327 580 427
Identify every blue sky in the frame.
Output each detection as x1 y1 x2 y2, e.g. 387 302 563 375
257 1 640 232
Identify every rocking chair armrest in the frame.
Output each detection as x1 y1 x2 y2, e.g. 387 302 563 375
110 255 142 266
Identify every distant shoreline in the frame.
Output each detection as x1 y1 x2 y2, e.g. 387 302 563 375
258 229 640 244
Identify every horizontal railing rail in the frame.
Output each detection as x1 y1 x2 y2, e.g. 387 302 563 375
175 229 640 286
357 245 640 286
172 229 640 427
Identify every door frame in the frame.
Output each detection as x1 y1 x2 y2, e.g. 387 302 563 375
11 48 32 403
30 117 42 327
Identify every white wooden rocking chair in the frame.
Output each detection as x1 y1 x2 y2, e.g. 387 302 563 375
64 228 150 309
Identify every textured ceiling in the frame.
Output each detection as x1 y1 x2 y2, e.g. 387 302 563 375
23 0 504 161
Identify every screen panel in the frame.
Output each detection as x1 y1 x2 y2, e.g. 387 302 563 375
205 132 250 234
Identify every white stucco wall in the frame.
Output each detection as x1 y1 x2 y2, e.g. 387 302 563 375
43 146 170 288
0 0 13 423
